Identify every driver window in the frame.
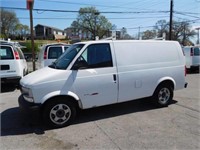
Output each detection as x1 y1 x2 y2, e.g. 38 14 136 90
74 43 113 69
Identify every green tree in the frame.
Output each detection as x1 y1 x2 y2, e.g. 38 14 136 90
15 23 30 39
172 21 196 45
142 30 157 40
72 7 112 39
154 20 168 38
153 19 196 45
24 41 40 52
0 9 19 38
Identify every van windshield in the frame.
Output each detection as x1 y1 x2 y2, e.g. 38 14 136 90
49 44 84 70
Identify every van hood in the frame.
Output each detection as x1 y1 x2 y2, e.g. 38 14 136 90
20 67 72 87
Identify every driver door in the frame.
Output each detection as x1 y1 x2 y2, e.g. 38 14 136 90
72 43 118 109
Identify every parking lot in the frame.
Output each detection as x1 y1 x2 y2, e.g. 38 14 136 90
0 73 200 150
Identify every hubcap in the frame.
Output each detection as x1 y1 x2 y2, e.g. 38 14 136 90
50 104 71 125
158 88 170 104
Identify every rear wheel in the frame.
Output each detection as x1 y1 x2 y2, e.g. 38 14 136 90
43 99 76 128
153 84 173 107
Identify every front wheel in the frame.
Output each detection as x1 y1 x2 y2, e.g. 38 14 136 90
43 99 76 128
153 84 173 107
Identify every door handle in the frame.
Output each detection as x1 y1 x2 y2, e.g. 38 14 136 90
113 74 117 82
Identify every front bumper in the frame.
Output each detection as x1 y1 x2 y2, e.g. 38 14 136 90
18 94 41 112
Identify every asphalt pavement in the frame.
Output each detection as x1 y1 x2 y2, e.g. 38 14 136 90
0 73 200 150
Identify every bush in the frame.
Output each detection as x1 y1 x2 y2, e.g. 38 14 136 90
23 41 41 52
0 34 6 39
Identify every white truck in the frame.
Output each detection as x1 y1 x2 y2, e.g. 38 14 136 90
183 46 200 72
0 41 28 85
38 43 70 68
18 40 187 127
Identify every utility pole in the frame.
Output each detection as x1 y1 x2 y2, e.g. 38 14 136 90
27 0 35 71
183 24 186 45
196 27 200 44
138 26 141 40
94 12 100 40
169 0 173 40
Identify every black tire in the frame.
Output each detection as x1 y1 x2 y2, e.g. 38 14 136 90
152 84 173 107
43 99 76 128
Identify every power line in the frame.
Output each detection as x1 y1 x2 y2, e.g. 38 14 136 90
0 6 170 14
17 15 170 20
125 19 200 31
38 0 164 11
37 0 143 10
174 11 200 19
127 25 157 30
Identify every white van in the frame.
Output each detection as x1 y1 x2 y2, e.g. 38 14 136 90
18 40 187 127
0 43 28 85
38 43 70 68
183 46 200 71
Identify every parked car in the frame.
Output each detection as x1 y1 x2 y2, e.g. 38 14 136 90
18 40 187 128
38 43 70 68
183 46 200 72
0 41 28 85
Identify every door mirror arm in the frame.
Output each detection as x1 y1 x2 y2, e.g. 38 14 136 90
72 61 88 70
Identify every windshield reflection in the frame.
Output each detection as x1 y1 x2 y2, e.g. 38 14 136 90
49 44 84 70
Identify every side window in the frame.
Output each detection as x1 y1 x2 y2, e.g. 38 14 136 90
194 47 200 56
0 46 14 60
74 43 113 69
48 47 63 59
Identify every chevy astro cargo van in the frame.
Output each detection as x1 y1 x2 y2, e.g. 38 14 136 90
18 40 187 127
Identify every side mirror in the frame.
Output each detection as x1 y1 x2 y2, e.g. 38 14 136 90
72 60 88 70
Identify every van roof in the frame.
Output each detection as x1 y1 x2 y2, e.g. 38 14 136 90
77 40 179 45
40 43 71 51
41 43 71 48
42 43 70 47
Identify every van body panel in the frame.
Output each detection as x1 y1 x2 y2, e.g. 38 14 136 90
113 41 185 102
20 67 76 104
72 68 118 109
0 60 20 78
157 77 176 89
40 90 80 104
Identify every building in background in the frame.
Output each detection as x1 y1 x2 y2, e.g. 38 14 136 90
64 27 92 40
35 24 66 40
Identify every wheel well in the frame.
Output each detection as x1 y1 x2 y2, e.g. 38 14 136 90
157 80 175 90
42 95 80 110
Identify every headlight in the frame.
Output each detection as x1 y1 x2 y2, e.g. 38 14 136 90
21 86 34 102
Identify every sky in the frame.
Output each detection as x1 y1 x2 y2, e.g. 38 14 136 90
0 0 200 40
